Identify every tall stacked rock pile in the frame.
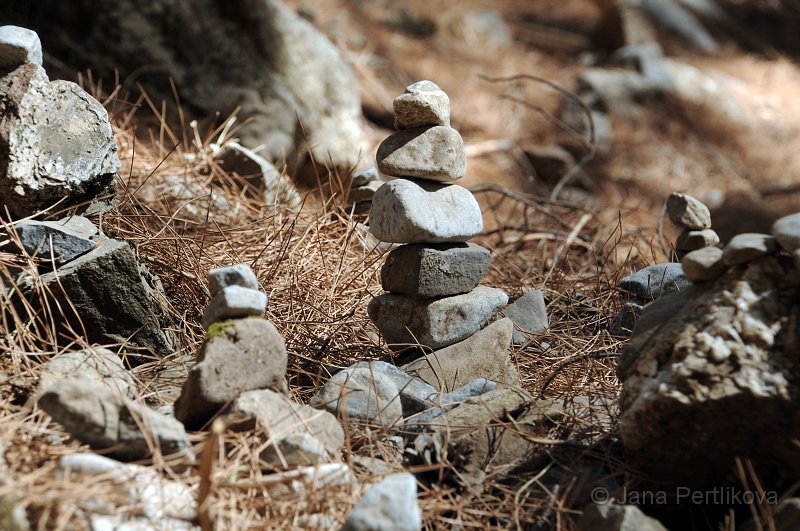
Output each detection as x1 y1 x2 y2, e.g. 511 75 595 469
367 81 508 354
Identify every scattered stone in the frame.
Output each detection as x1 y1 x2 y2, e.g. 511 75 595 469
207 264 259 295
52 215 98 239
608 299 645 337
201 285 268 329
675 228 719 251
401 317 517 391
352 166 381 187
152 173 233 222
341 473 421 531
619 262 688 300
578 503 668 531
349 361 438 416
174 318 288 430
721 233 778 266
32 347 135 404
772 212 800 252
39 379 190 461
215 141 301 209
12 219 95 265
228 388 344 458
369 179 482 244
17 236 174 359
682 246 727 283
619 256 800 485
404 378 497 429
348 179 383 204
368 286 508 350
261 432 329 468
380 243 490 298
257 463 357 496
505 289 548 345
0 63 119 218
377 126 466 181
393 80 450 129
310 367 403 427
666 192 712 230
0 25 42 69
58 453 196 528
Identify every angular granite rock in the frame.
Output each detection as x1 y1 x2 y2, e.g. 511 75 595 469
369 179 483 244
0 63 119 218
0 25 42 69
13 219 95 264
619 263 688 300
368 286 508 350
504 289 548 345
393 80 450 129
39 379 190 461
377 126 466 181
174 318 288 430
401 317 517 391
310 367 403 428
380 243 490 298
341 473 422 531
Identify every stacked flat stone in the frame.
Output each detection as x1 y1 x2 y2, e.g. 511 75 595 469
201 264 268 329
666 192 719 258
368 81 507 350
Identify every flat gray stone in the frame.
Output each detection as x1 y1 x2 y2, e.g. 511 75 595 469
228 388 344 458
380 243 490 298
174 318 288 430
52 215 98 238
377 126 466 181
13 219 95 265
0 63 119 218
310 367 403 428
393 80 450 129
505 289 548 344
620 263 688 300
341 473 421 531
39 379 190 461
350 360 438 416
682 246 727 282
722 233 778 265
32 347 135 404
772 212 800 252
260 432 329 468
201 285 268 329
0 26 42 69
207 264 259 296
666 192 711 230
404 378 497 429
402 318 517 391
676 228 719 251
368 286 508 350
369 179 483 243
608 299 645 337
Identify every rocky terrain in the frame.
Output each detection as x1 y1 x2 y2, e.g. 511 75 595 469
1 1 800 530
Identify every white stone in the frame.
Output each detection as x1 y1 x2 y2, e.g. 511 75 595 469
0 26 42 69
207 264 259 296
341 473 421 531
393 80 450 129
369 179 483 243
202 285 267 328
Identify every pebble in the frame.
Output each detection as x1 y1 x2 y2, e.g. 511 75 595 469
174 318 288 430
682 246 727 282
0 26 42 69
608 300 645 337
207 264 259 296
393 80 450 129
310 367 403 427
201 285 268 329
377 126 466 181
676 228 719 251
771 212 800 252
401 318 517 391
341 473 422 531
620 262 689 300
368 286 508 350
380 242 490 298
504 289 548 345
13 219 95 265
369 178 483 243
215 141 301 209
721 233 778 266
666 192 712 230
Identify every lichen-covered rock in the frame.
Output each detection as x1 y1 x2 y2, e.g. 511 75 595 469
0 63 119 218
618 256 800 485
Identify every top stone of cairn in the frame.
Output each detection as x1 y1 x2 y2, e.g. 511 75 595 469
393 80 450 130
0 26 42 70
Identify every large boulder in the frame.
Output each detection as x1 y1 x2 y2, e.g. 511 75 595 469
0 63 119 218
4 0 366 183
619 256 800 486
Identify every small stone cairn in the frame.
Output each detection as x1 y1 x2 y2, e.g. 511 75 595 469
367 81 508 351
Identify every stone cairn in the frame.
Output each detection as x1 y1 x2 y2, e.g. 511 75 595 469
367 81 508 352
